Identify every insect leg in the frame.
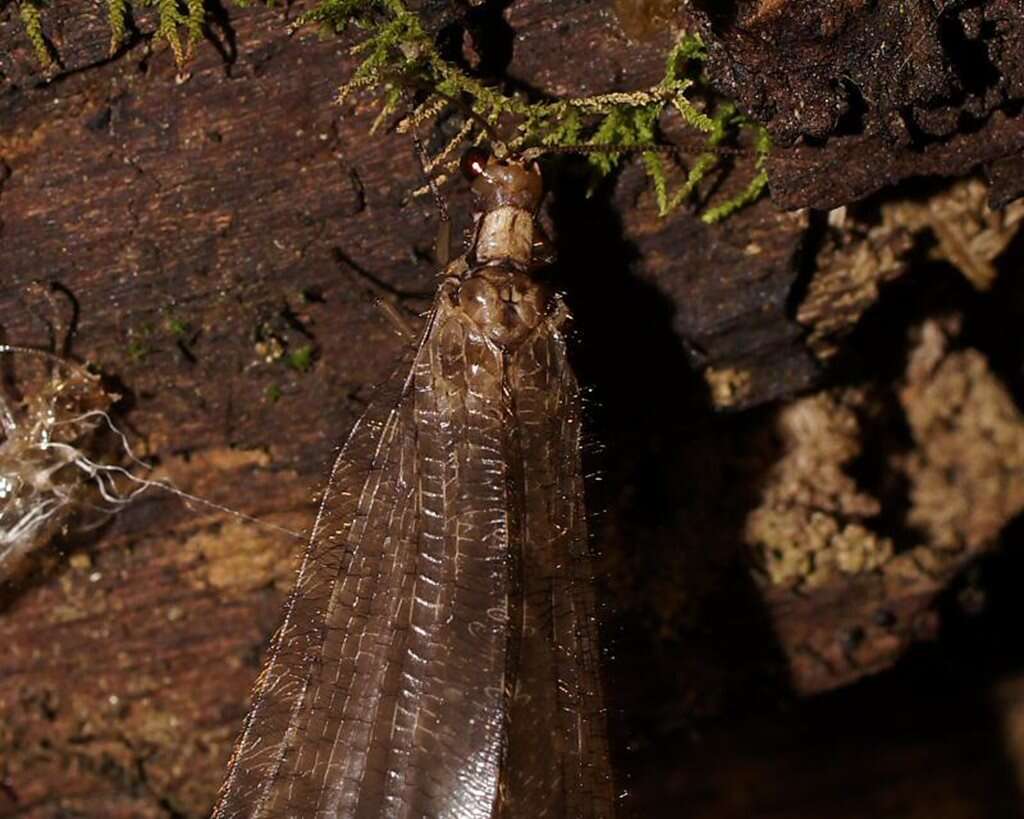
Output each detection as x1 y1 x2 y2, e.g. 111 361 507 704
331 248 420 344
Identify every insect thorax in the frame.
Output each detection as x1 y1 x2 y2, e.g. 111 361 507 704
450 155 553 350
456 264 550 350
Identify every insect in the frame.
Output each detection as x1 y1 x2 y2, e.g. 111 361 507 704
212 146 615 818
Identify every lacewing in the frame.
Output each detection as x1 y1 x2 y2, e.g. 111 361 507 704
213 149 614 818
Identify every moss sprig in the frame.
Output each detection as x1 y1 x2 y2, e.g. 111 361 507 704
309 0 770 219
18 0 55 69
152 0 205 68
701 121 770 224
107 0 130 55
24 0 207 69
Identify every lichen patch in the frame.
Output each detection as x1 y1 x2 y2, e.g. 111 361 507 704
181 517 300 594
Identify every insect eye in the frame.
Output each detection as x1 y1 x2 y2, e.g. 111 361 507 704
460 148 489 181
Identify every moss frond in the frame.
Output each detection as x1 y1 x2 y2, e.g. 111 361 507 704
587 105 660 175
140 0 206 69
185 0 205 57
701 123 771 223
299 0 377 33
153 0 186 68
20 0 207 70
18 0 54 69
644 151 670 214
107 0 130 55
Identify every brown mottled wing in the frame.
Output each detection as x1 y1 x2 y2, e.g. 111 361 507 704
212 288 516 819
498 308 615 819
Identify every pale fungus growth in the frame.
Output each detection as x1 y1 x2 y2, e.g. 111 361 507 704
0 344 301 580
0 344 121 577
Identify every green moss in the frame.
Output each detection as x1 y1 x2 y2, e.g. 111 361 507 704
154 0 186 67
265 384 283 402
286 344 314 372
13 0 769 217
166 317 190 338
312 0 770 219
185 0 204 45
107 0 129 54
23 0 206 68
127 340 150 362
19 0 54 68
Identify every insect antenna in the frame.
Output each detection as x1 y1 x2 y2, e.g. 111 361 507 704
412 133 455 266
0 343 84 367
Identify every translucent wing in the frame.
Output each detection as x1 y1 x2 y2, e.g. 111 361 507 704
213 285 613 818
498 314 614 819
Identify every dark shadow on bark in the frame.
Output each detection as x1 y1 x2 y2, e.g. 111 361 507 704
544 155 789 815
204 0 239 70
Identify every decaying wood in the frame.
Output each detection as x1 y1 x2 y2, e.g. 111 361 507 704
690 0 1024 209
1 0 1024 816
750 315 1024 693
